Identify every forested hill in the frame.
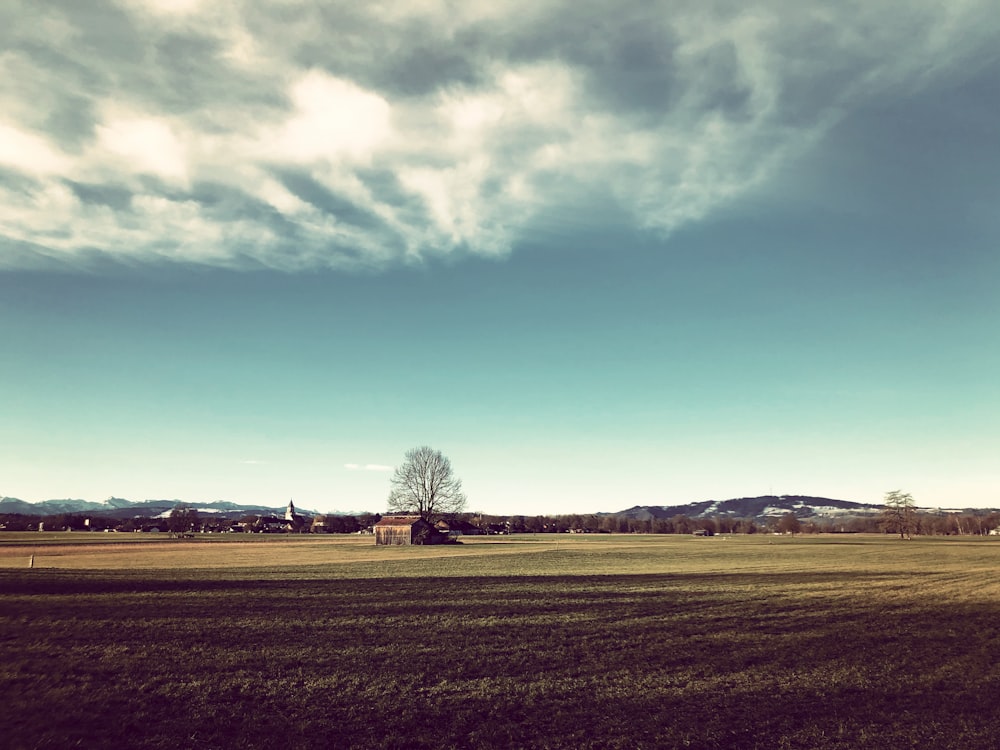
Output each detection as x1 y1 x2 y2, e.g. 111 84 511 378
612 495 882 522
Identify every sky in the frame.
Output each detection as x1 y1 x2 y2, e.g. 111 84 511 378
1 0 998 515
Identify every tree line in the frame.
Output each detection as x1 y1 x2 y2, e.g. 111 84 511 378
2 508 998 536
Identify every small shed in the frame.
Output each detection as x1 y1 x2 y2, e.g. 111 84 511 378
374 515 446 545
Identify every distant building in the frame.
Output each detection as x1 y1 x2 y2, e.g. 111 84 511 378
284 500 308 532
374 515 447 545
435 519 484 537
310 514 331 533
253 516 286 533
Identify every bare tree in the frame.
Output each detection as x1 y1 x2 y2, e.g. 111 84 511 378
881 490 916 539
387 446 467 521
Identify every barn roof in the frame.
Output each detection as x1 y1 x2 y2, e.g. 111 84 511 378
374 514 424 527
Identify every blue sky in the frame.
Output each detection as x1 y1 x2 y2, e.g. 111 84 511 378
2 0 998 514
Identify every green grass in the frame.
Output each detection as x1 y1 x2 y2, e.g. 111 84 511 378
2 535 999 748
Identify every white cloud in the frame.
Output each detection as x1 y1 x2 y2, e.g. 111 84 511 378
272 71 392 163
0 123 70 175
96 115 190 185
345 463 393 472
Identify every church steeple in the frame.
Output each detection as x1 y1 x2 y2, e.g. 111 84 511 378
285 499 296 521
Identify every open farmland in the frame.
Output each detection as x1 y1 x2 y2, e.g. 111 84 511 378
2 534 999 749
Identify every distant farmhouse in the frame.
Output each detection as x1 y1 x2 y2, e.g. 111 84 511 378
435 518 483 538
374 515 448 545
310 515 333 533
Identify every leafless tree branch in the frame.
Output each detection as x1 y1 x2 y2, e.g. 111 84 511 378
387 446 467 521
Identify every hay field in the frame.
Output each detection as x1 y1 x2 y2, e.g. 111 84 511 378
2 534 999 749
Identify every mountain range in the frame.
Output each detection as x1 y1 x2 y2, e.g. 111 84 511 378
0 496 317 520
2 494 990 522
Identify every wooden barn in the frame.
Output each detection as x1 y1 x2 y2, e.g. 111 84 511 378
374 515 446 545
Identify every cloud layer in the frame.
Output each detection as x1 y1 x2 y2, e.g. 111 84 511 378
1 0 996 270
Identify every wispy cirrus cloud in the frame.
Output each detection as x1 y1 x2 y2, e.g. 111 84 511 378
1 0 997 271
344 463 394 472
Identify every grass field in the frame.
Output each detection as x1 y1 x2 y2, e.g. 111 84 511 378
2 533 999 749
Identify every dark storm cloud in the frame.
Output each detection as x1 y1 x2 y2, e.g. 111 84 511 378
65 180 135 211
274 169 390 233
503 6 684 118
375 42 485 97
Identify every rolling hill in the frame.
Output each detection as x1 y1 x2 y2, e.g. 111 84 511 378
610 495 883 523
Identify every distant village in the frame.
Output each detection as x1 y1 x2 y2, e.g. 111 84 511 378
0 500 504 540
